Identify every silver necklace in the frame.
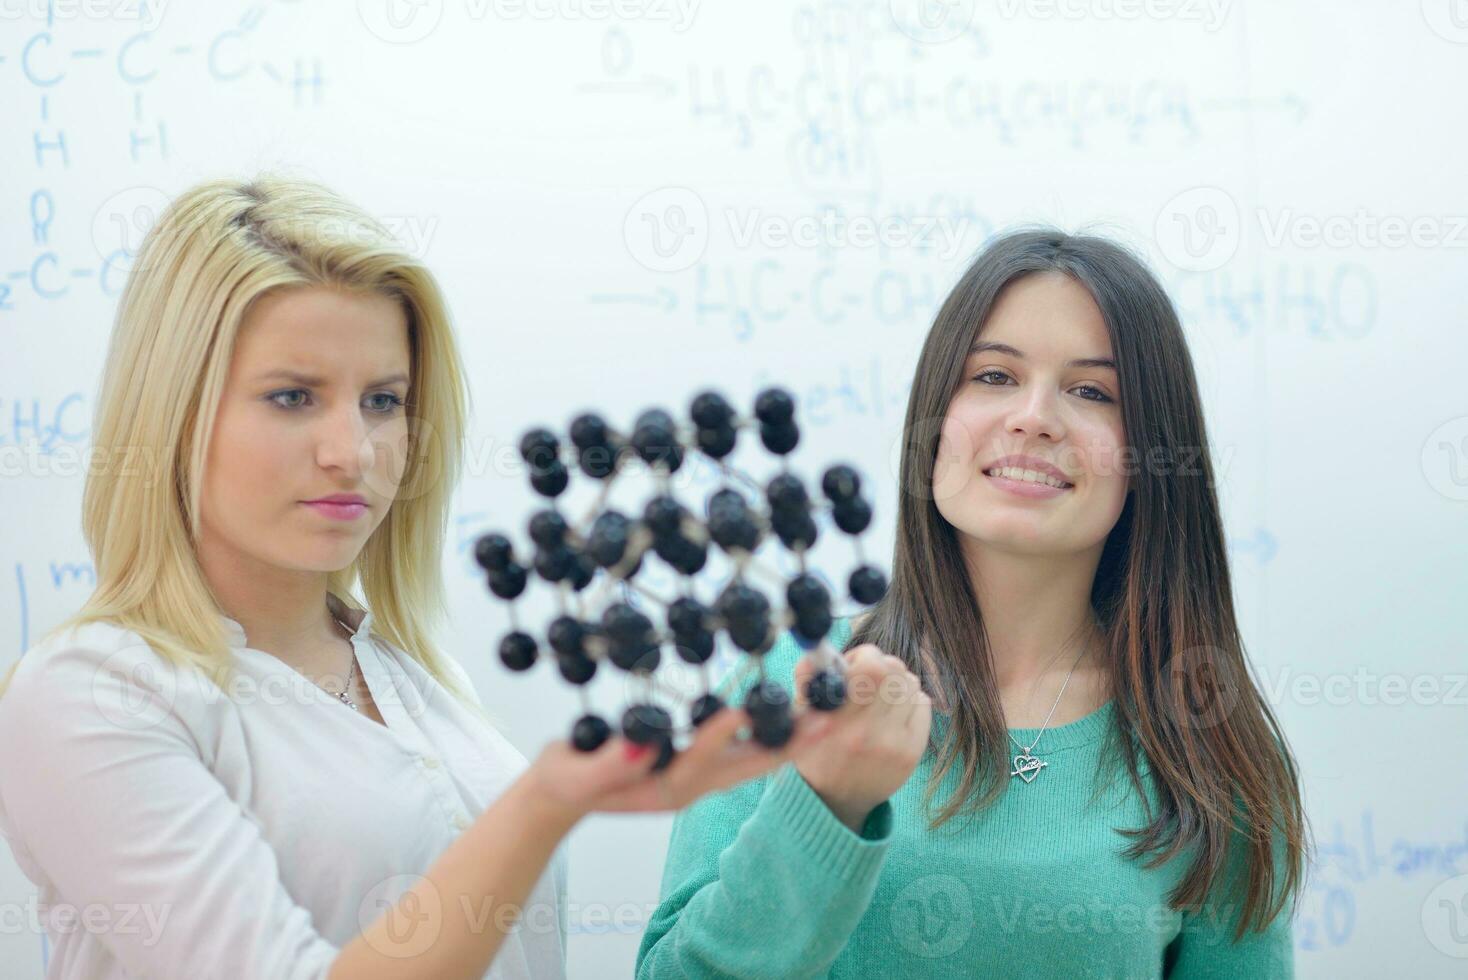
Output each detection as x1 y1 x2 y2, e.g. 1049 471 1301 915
324 611 361 712
1007 643 1090 784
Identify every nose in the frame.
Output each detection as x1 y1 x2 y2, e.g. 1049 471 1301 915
1006 385 1065 443
315 403 375 478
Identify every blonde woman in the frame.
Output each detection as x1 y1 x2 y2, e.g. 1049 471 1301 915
0 175 837 980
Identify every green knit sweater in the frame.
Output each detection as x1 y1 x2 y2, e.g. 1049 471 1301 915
636 617 1295 979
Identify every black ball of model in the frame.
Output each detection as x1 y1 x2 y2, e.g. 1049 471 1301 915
690 693 725 727
623 703 678 771
622 703 674 744
805 669 847 711
571 713 611 751
476 383 891 766
744 680 795 748
849 566 889 605
475 532 514 572
498 631 538 672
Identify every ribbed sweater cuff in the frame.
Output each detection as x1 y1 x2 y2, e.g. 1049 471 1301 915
756 765 894 881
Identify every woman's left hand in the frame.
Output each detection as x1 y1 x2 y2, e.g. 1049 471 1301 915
524 701 833 818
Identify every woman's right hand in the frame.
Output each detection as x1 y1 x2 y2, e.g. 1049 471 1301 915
790 644 932 833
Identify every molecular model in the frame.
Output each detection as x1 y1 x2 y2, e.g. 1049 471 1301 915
473 386 887 771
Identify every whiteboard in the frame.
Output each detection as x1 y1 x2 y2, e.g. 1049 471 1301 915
3 1 1466 977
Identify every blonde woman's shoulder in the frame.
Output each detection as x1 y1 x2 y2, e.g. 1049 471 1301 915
1 618 210 737
10 618 152 681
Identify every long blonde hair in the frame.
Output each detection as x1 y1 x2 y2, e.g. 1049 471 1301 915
0 173 482 719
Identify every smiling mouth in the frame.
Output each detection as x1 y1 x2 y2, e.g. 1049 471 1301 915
982 466 1074 490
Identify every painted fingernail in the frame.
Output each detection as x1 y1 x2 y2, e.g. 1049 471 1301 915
623 742 652 760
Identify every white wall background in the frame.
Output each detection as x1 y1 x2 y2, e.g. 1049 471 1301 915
3 0 1467 977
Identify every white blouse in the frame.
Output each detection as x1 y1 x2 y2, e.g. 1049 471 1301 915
0 594 568 980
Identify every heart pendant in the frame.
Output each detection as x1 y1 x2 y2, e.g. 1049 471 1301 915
1010 753 1047 783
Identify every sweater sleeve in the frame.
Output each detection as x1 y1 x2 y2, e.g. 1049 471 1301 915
636 630 894 980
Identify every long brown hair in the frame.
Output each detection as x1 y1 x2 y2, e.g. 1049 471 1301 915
854 228 1311 940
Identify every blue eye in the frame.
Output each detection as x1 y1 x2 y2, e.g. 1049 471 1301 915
268 390 309 409
365 392 406 413
267 390 406 413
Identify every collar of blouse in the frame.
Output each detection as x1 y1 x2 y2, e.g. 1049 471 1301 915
217 592 373 650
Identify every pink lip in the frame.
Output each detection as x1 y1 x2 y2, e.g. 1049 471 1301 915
303 501 368 521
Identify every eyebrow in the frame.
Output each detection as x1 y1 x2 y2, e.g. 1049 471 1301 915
255 369 410 387
969 341 1116 371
